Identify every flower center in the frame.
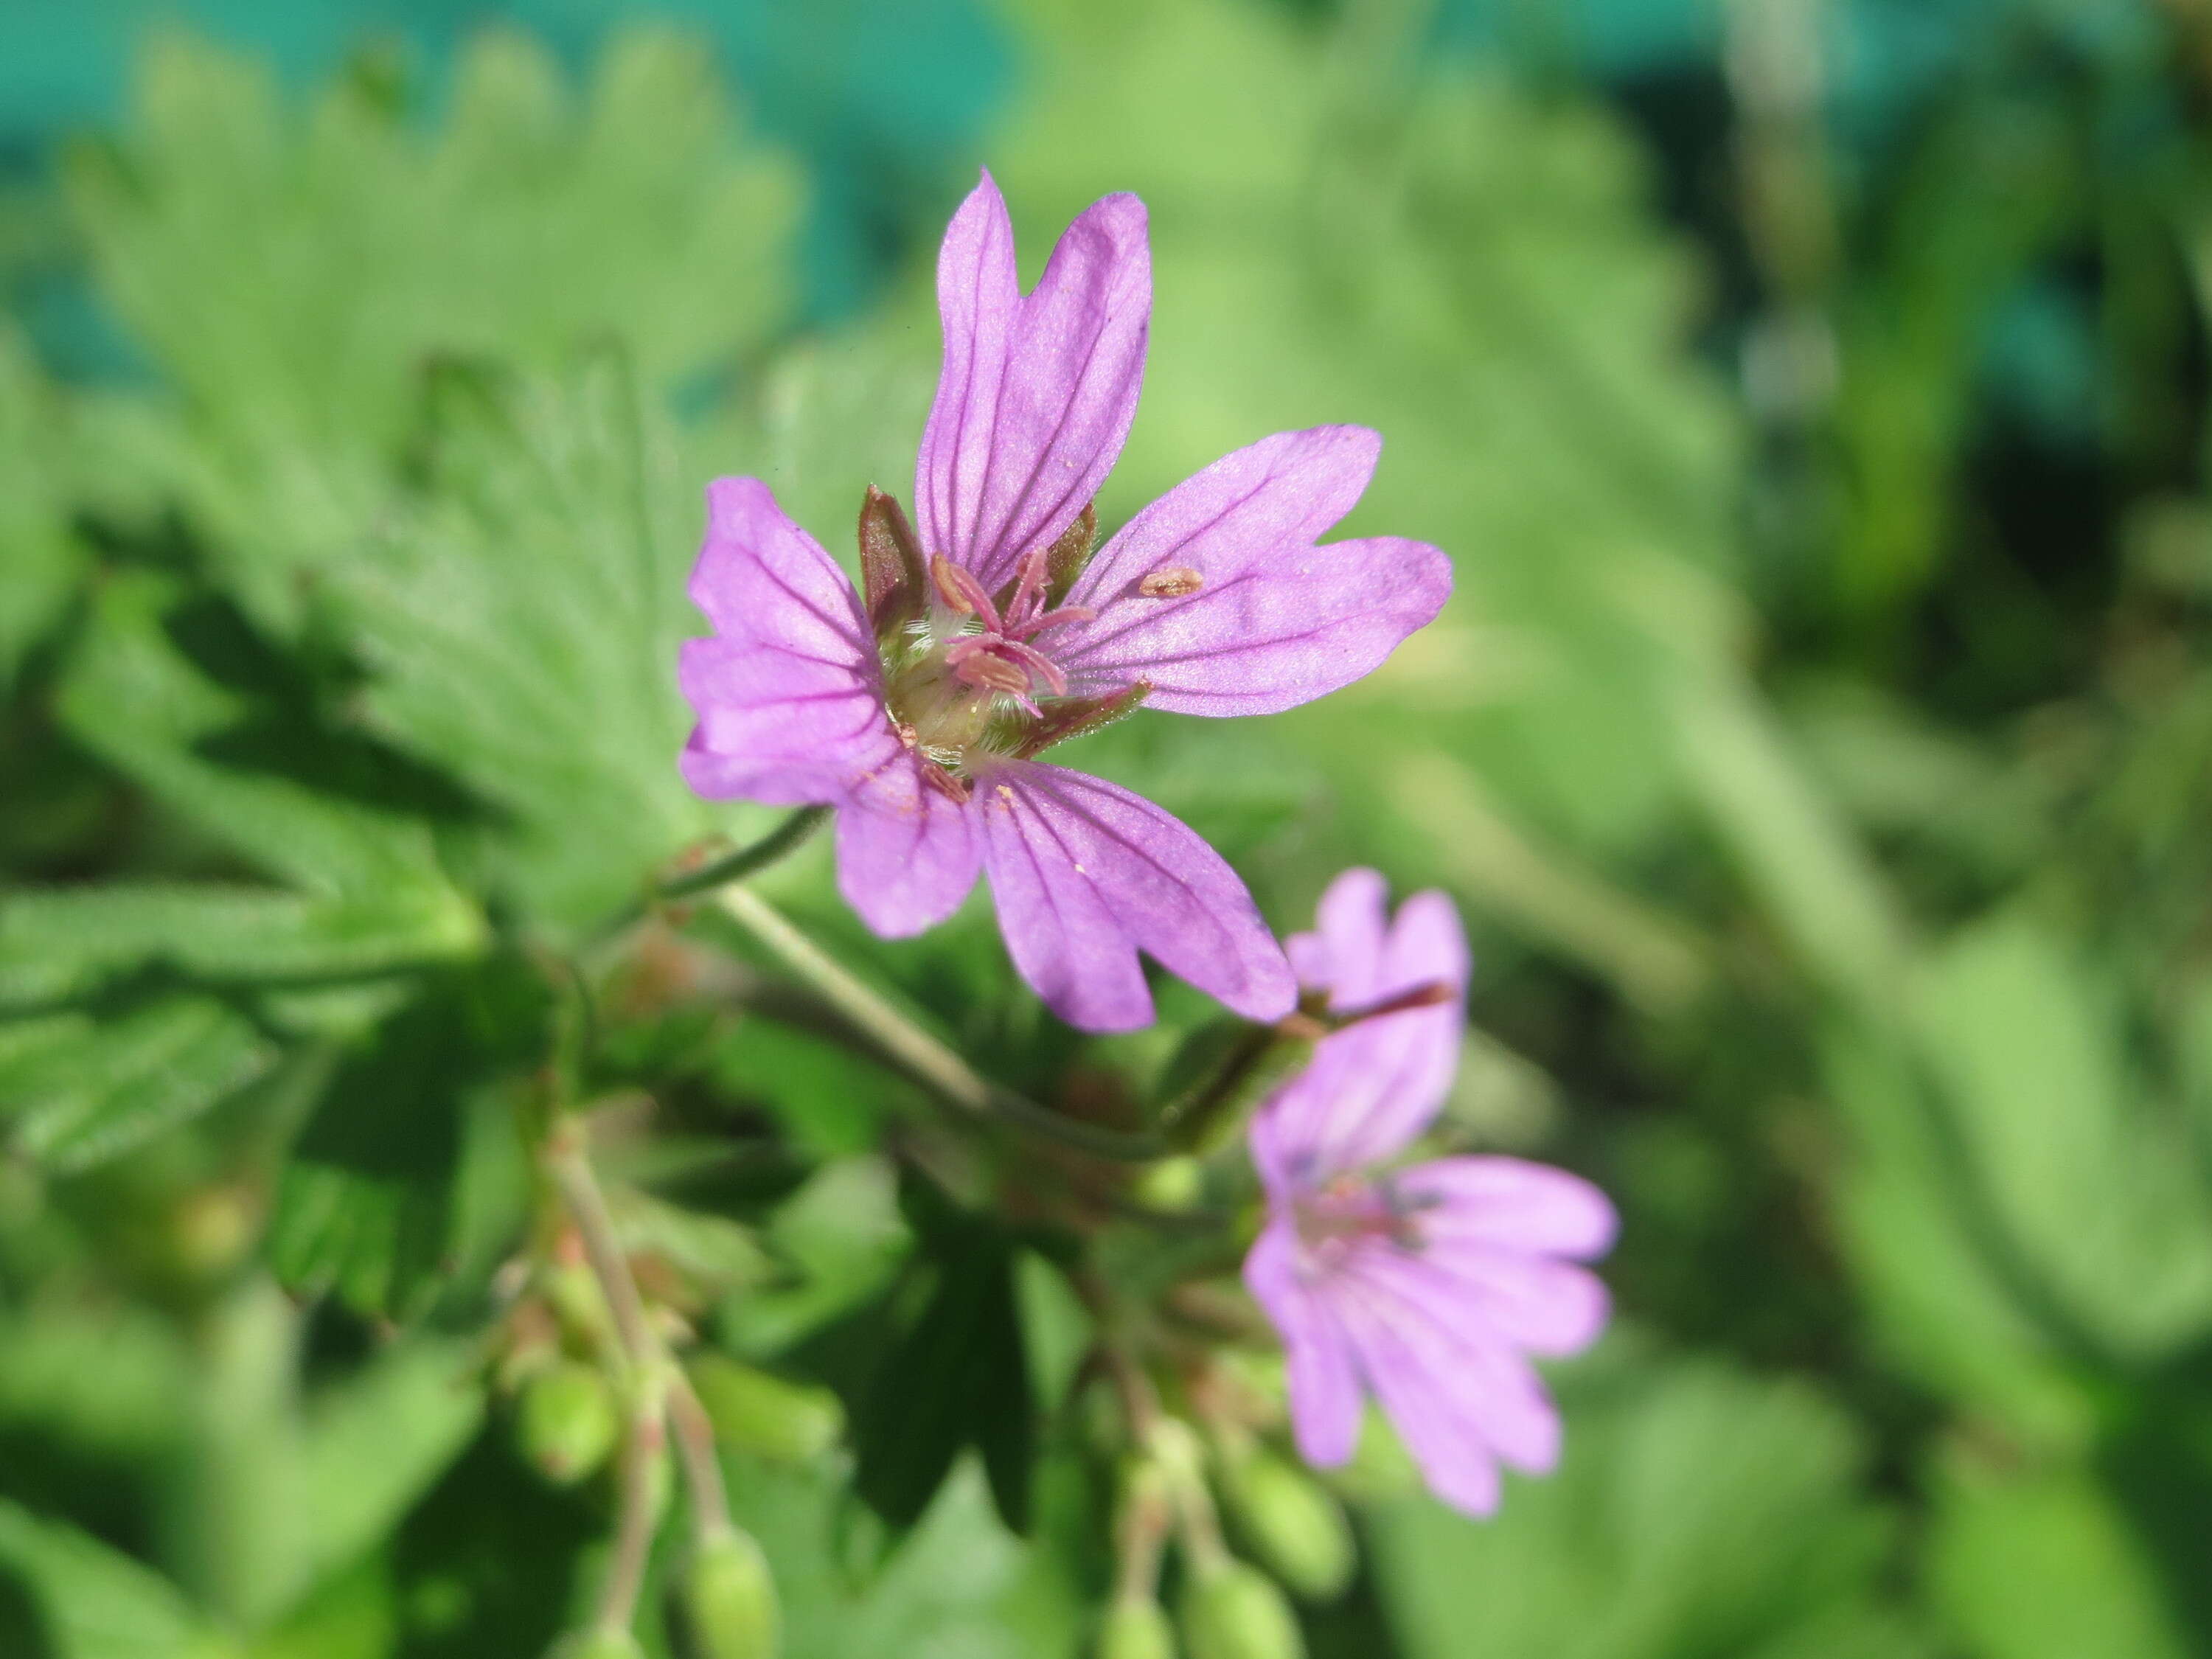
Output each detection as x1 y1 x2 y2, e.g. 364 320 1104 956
1292 1173 1431 1261
880 546 1091 770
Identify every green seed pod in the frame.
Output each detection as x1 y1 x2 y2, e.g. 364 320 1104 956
517 1360 621 1486
687 1352 844 1464
1217 1448 1354 1602
546 1626 647 1659
1178 1561 1306 1659
1095 1593 1178 1659
672 1528 780 1659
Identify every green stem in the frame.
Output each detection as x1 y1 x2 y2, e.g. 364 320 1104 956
547 1125 739 1618
659 806 831 901
665 1368 735 1543
709 885 1167 1163
546 1128 655 1377
596 1397 664 1634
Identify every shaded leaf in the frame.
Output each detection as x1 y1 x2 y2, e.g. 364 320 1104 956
0 1500 229 1659
0 996 274 1174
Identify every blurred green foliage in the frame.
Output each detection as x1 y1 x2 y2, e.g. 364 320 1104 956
4 0 2212 1655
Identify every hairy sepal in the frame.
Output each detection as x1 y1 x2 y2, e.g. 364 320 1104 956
858 485 931 641
1011 678 1150 759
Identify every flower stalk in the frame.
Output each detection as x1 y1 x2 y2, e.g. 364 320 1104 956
544 1124 743 1630
706 884 1168 1163
658 807 832 902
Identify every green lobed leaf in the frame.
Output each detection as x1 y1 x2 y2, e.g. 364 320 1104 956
331 355 710 936
50 569 481 938
0 995 276 1174
0 1499 232 1659
1368 1350 1933 1659
0 883 482 1008
266 964 543 1319
1909 911 2212 1363
851 1219 1037 1536
1925 1456 2195 1659
67 27 802 636
289 1339 486 1613
0 327 86 694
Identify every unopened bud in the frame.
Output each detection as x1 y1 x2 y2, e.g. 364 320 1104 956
517 1360 620 1485
547 1626 646 1659
1178 1561 1305 1659
688 1354 844 1464
673 1528 780 1659
1218 1449 1354 1602
1096 1593 1177 1659
544 1257 616 1350
1133 1157 1203 1212
170 1185 257 1283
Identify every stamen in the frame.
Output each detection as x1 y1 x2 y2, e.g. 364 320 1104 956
942 636 994 667
920 761 972 803
1006 546 1050 630
1139 565 1205 599
931 555 1002 630
1293 1173 1429 1255
998 638 1070 697
1009 602 1095 640
953 652 1032 695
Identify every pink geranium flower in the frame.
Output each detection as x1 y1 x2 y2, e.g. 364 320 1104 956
679 173 1450 1032
1244 870 1615 1515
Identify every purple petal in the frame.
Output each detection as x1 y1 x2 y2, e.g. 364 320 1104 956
914 172 1150 591
834 765 984 938
1257 881 1470 1180
1414 1246 1612 1357
971 760 1295 1033
1243 1220 1364 1468
1335 1246 1564 1511
680 479 904 805
1395 1157 1619 1260
1054 428 1450 715
1288 866 1390 1002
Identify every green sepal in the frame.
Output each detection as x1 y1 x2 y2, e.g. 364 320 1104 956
547 1627 647 1659
672 1528 780 1659
1014 680 1152 760
1178 1560 1305 1659
515 1360 621 1486
858 486 930 641
1217 1446 1354 1603
1043 501 1097 608
1096 1594 1178 1659
686 1352 844 1464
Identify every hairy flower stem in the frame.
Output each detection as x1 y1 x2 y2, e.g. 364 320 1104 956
658 805 832 901
708 885 1167 1163
665 1369 735 1543
546 1129 656 1371
597 1394 665 1634
546 1127 739 1625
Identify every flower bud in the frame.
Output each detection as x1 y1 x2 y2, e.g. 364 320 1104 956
687 1353 844 1464
1095 1593 1177 1659
517 1360 621 1485
1217 1448 1354 1602
544 1257 618 1352
1178 1561 1305 1659
1133 1157 1203 1212
546 1627 646 1659
672 1528 779 1659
